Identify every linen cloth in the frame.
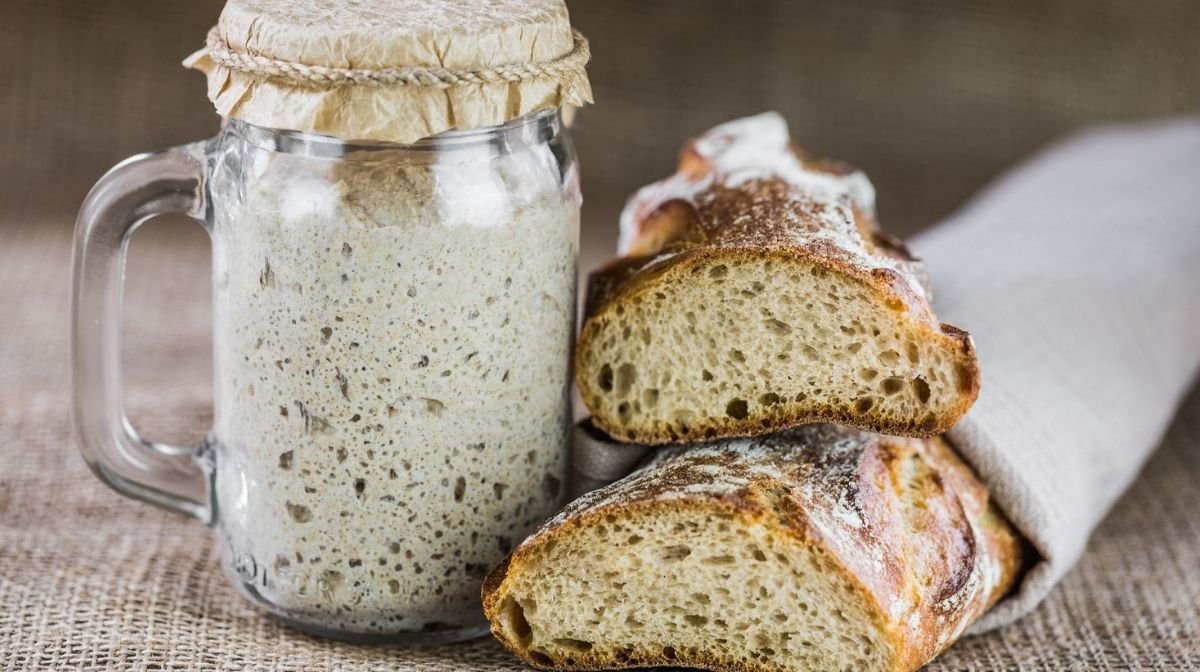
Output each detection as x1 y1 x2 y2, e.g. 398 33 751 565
0 119 1198 670
571 117 1200 633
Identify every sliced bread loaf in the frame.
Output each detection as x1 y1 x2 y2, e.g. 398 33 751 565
483 425 1023 672
577 113 980 444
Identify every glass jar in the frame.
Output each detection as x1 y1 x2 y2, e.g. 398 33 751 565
71 109 579 642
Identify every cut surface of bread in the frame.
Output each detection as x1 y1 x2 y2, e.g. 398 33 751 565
577 113 980 444
483 426 1024 672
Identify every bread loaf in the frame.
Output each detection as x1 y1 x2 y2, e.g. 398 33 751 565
576 113 980 444
483 425 1023 672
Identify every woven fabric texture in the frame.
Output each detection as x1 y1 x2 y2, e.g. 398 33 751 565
919 119 1200 630
2 215 1198 670
4 0 1200 239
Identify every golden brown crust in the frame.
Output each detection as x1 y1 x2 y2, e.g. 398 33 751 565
483 426 1023 672
577 114 980 444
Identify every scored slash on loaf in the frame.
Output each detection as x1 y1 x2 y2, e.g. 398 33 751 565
483 425 1023 672
575 113 981 445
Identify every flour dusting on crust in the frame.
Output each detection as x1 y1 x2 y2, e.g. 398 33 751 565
615 112 929 303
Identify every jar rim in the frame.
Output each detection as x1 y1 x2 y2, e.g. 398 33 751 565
223 108 561 157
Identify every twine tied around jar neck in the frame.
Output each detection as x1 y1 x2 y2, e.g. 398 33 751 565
203 27 591 89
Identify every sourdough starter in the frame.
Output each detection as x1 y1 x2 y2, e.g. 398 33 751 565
210 138 577 634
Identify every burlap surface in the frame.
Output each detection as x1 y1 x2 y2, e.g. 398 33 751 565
2 212 1198 669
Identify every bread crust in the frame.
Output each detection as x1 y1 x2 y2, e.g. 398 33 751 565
578 245 981 444
483 426 1023 672
576 114 981 444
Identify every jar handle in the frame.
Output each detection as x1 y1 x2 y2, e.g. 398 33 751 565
71 142 214 523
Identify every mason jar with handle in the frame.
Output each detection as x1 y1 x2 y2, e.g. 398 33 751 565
71 0 591 643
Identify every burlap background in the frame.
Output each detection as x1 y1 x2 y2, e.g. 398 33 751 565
2 0 1198 669
3 0 1199 245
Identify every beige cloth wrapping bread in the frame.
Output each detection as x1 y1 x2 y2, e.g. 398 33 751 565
572 117 1200 632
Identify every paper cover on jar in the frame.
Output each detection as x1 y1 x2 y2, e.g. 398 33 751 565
184 0 593 144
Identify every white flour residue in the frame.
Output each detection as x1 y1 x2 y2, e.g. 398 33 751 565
617 112 878 257
614 112 932 302
691 112 875 210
